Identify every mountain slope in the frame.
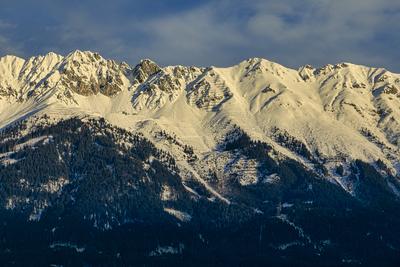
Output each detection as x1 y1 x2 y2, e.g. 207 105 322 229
0 116 399 266
0 51 399 265
1 51 399 185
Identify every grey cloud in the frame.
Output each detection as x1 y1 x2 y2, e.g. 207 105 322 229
132 5 248 66
243 0 400 69
0 35 23 56
0 0 399 72
127 0 400 70
0 20 16 29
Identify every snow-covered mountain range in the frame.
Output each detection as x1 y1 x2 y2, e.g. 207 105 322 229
1 50 399 193
1 50 400 265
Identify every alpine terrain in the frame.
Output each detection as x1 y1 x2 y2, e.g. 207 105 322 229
0 51 399 266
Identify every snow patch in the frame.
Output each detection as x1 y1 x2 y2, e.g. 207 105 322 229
149 243 185 256
50 242 85 253
263 173 280 184
387 181 400 197
160 184 176 201
164 208 192 222
41 176 69 194
276 241 303 250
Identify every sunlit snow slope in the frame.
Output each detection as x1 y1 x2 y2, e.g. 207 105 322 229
1 51 399 192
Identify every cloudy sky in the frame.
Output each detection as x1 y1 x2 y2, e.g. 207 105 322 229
0 0 399 71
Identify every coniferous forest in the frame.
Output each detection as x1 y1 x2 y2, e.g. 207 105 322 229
0 117 399 266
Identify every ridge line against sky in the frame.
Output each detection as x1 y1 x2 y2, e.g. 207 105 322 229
0 0 399 72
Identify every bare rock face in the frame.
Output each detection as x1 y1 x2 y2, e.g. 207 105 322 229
0 85 17 98
58 51 127 97
383 85 398 95
298 64 315 81
0 55 25 100
132 59 161 84
131 71 182 110
131 64 203 110
187 68 233 111
0 51 132 104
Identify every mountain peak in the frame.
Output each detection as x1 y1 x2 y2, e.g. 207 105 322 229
29 52 64 67
65 50 104 63
0 54 25 63
0 55 26 74
132 58 161 84
238 57 275 67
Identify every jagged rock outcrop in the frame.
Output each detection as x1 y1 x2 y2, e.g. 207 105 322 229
132 59 161 84
57 51 129 97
